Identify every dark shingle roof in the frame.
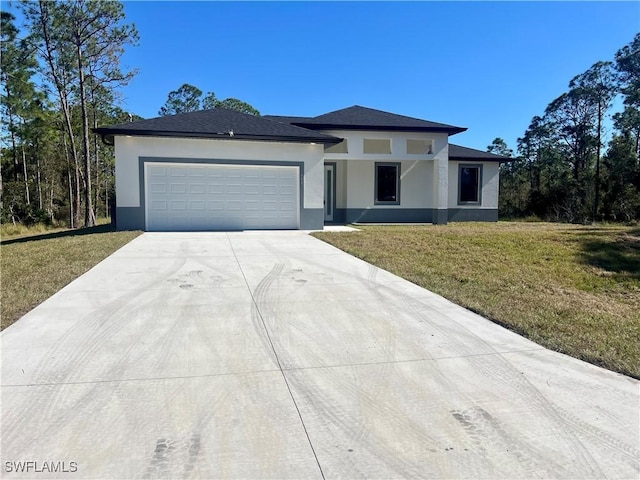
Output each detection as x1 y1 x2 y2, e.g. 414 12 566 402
94 108 342 144
266 105 466 135
449 144 513 162
264 115 313 124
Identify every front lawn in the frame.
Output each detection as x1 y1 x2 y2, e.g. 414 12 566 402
313 223 640 379
1 224 141 330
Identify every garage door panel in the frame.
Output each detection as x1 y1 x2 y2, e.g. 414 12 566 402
245 201 261 211
207 200 224 211
149 166 167 177
189 184 206 194
170 200 187 211
146 163 299 231
170 183 187 194
149 183 167 194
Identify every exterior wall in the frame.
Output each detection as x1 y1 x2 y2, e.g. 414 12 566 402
447 161 499 209
322 129 445 223
447 161 499 222
322 130 449 163
114 135 325 230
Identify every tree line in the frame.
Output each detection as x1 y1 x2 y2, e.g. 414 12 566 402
1 1 138 228
492 34 640 223
0 2 259 229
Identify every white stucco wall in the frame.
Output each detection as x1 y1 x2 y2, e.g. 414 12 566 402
114 136 325 209
321 130 445 210
448 161 499 209
337 160 433 209
322 130 449 162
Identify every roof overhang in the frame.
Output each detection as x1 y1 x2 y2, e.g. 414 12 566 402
290 123 467 136
93 128 343 146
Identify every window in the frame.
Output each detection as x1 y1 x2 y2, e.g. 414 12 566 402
364 138 391 154
406 139 433 155
458 165 482 204
375 163 400 204
324 139 348 154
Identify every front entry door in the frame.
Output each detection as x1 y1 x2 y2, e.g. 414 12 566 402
324 164 335 222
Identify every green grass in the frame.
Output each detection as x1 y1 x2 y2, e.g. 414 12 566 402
313 222 640 379
1 223 141 330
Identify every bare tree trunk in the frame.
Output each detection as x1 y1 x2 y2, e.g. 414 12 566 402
37 0 82 228
77 41 95 227
63 133 74 228
105 175 109 221
94 115 100 218
21 145 30 205
35 141 43 210
75 158 81 228
68 166 74 229
6 92 19 182
0 158 3 218
594 102 602 220
49 185 54 221
36 157 43 210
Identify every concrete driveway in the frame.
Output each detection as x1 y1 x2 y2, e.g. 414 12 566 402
1 231 638 479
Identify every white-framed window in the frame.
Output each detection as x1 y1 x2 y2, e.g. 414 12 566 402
406 139 433 155
375 162 400 205
364 138 391 154
458 164 482 204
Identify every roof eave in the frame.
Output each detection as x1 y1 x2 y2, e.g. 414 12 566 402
290 123 467 135
92 128 342 145
449 156 514 163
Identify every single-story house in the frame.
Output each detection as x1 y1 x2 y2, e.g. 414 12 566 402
94 105 510 231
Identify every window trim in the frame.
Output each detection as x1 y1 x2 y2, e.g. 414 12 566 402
374 162 401 205
458 164 483 205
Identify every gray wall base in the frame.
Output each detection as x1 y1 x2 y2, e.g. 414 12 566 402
328 208 499 225
433 209 448 225
338 208 433 224
448 208 498 222
116 207 145 230
300 208 324 230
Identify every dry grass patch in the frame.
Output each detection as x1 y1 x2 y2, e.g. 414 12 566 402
1 224 141 330
313 222 640 379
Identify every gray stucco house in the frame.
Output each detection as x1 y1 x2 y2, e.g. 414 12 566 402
94 106 509 231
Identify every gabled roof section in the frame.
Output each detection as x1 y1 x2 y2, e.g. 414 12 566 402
449 144 513 162
266 105 466 135
93 108 342 145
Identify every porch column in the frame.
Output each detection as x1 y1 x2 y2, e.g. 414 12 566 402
432 143 448 224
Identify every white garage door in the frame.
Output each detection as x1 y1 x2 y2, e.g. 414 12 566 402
145 163 299 231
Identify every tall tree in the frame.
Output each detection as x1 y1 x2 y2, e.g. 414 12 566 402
544 88 598 220
613 106 640 157
159 83 202 116
487 138 513 157
66 0 138 227
162 85 260 115
201 91 218 110
1 11 41 216
21 0 138 227
569 61 616 218
615 33 640 109
214 97 260 116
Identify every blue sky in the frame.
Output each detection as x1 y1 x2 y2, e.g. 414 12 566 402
8 1 640 151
